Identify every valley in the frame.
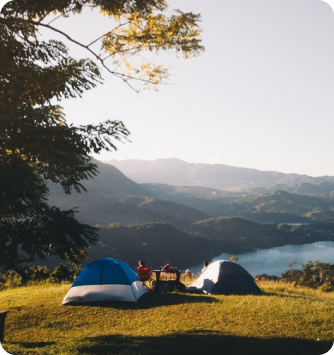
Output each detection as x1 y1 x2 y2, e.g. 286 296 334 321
43 158 334 271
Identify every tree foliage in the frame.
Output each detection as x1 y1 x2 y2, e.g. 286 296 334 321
281 261 334 292
0 0 203 270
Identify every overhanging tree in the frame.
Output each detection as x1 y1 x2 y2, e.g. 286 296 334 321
0 0 204 270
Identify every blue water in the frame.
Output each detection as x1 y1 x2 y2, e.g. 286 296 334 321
189 241 334 277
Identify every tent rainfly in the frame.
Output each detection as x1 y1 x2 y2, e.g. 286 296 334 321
62 258 148 305
187 260 262 295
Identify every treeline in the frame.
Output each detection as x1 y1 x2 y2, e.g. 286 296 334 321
0 264 82 290
256 261 334 292
1 261 334 293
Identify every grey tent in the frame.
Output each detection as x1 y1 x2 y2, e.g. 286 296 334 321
187 260 262 295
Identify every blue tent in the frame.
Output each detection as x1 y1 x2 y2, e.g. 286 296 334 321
62 258 148 304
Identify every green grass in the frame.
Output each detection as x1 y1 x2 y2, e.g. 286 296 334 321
0 281 333 355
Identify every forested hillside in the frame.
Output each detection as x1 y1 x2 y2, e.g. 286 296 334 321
43 159 334 271
73 219 334 270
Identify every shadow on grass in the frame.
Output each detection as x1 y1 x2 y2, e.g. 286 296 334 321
5 342 56 349
77 331 333 355
0 331 333 355
68 291 219 310
5 334 332 355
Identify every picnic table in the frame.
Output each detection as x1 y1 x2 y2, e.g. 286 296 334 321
152 269 185 292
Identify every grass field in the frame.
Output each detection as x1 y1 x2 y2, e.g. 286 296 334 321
0 281 333 355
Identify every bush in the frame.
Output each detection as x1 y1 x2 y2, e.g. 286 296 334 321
299 261 334 289
0 264 81 288
2 270 23 289
28 266 51 282
280 261 334 291
281 269 303 283
51 264 82 283
318 282 334 293
51 264 72 282
255 274 280 281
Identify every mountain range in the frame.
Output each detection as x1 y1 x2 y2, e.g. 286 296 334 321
104 157 334 191
42 157 334 270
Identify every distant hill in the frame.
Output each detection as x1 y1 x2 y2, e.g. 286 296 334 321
48 159 209 228
48 159 334 226
141 183 247 216
141 184 334 224
49 158 152 199
104 158 334 191
218 190 334 223
277 181 334 196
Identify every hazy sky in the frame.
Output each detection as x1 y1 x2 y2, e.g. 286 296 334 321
2 0 334 177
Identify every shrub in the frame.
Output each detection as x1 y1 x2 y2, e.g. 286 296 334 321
318 282 334 293
28 266 51 282
281 269 303 283
51 264 72 282
2 270 23 289
299 261 334 289
255 274 280 281
51 264 82 283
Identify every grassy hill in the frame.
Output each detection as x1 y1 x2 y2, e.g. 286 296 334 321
1 282 333 355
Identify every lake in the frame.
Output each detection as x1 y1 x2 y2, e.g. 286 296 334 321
189 241 334 277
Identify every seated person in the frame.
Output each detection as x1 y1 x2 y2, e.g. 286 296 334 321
201 261 209 274
137 260 152 281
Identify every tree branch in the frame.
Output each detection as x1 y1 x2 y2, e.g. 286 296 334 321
29 19 158 93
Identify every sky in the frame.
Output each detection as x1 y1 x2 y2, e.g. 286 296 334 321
2 0 334 177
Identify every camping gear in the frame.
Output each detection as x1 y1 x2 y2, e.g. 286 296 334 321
152 269 185 292
187 260 262 295
62 258 148 304
160 263 178 272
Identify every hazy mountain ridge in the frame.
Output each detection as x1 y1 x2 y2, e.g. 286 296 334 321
48 158 334 226
48 159 209 228
219 190 334 223
49 158 153 199
104 158 334 191
140 184 334 223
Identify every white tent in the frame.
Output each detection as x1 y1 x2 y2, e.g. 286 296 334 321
187 260 262 295
62 258 148 305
